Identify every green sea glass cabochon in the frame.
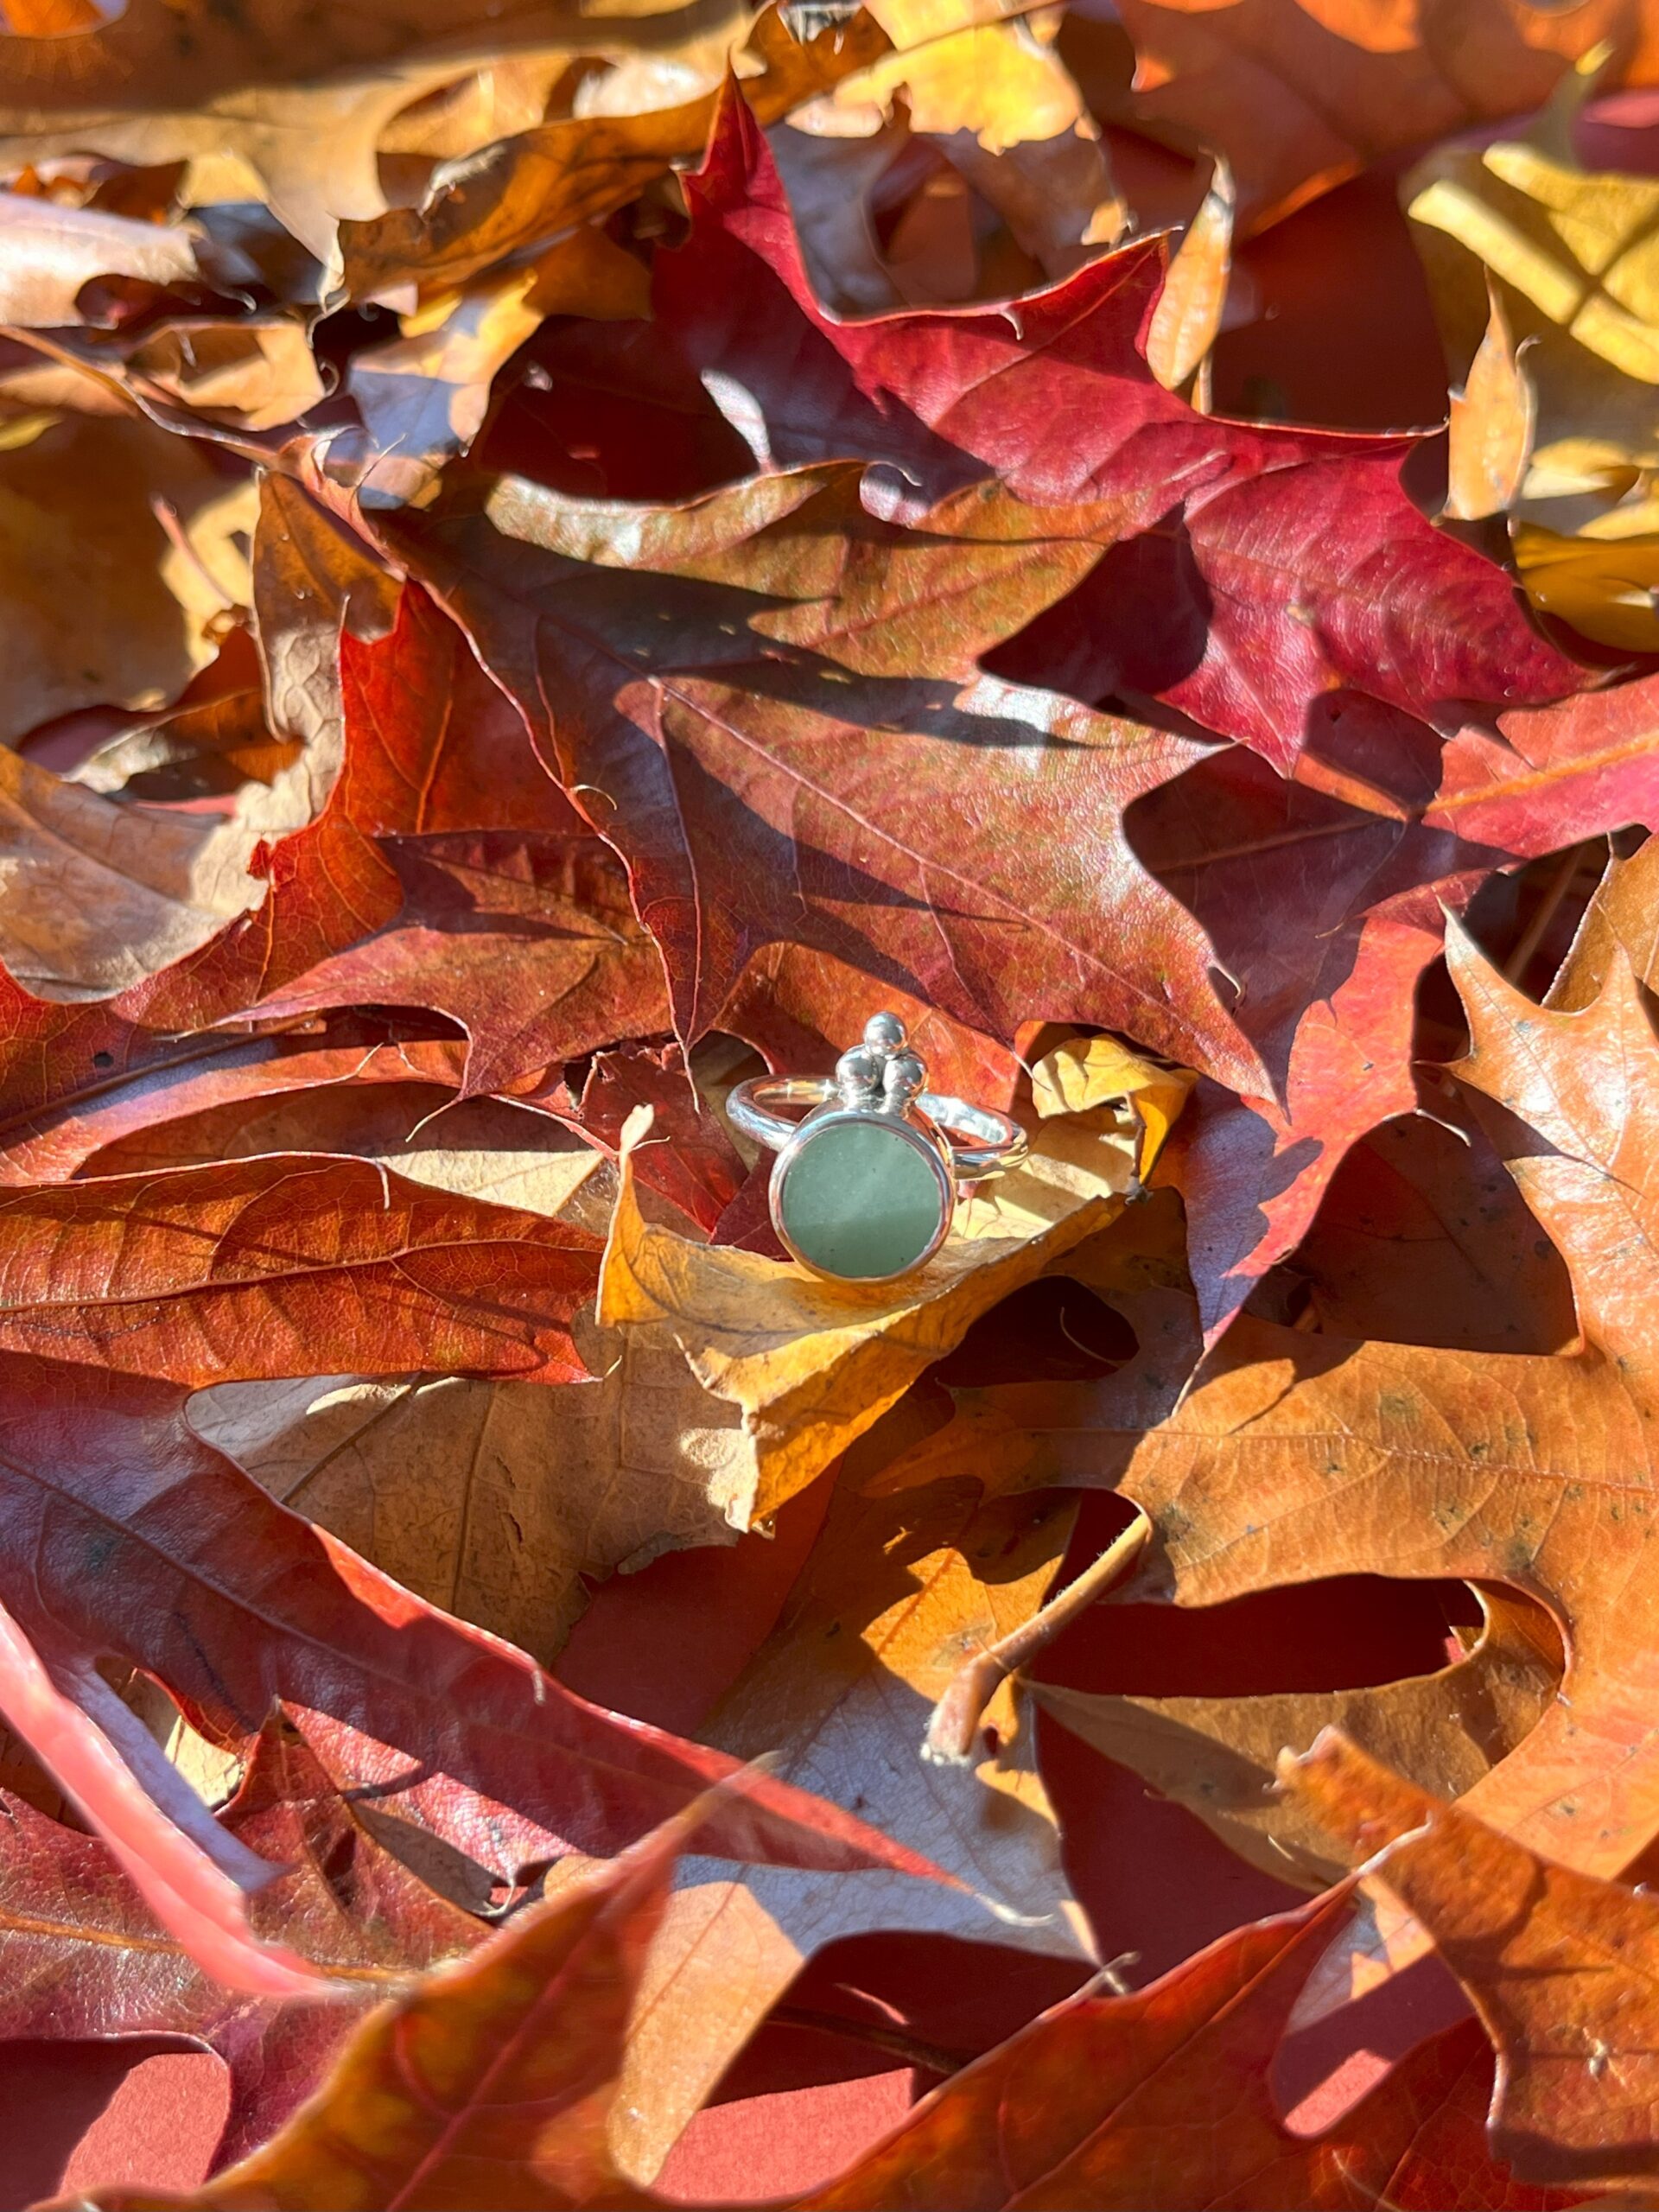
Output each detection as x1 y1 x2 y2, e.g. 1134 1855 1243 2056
777 1117 949 1279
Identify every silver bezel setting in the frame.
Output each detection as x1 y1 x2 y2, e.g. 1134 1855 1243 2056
768 1106 955 1285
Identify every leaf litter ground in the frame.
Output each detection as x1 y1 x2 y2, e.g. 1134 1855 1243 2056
3 1 1659 2204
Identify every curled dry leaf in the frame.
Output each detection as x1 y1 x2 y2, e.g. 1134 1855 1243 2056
1446 280 1535 523
1144 157 1233 396
1029 1033 1196 1185
828 0 1124 279
337 4 893 300
0 187 200 321
1405 54 1659 647
0 0 779 280
0 577 680 1194
1408 61 1659 492
117 317 327 435
250 472 400 774
1510 519 1659 654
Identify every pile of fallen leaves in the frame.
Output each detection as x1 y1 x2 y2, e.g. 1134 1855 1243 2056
12 0 1659 2202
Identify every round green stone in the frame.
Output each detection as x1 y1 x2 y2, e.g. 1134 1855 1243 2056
779 1118 947 1280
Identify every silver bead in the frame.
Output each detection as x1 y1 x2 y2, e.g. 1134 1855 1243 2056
881 1050 926 1108
863 1011 907 1053
835 1044 882 1103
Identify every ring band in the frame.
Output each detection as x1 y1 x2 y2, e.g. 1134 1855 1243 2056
727 1076 1028 1179
726 1012 1029 1287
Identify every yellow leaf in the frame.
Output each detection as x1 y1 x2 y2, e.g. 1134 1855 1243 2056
849 0 1084 149
1446 279 1535 520
825 0 1124 273
1407 55 1659 494
1147 159 1234 395
596 1099 1138 1529
1513 518 1659 651
1029 1034 1195 1182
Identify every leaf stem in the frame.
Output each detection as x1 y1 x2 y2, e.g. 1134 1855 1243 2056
771 2004 972 2078
1503 838 1599 986
921 1510 1152 1765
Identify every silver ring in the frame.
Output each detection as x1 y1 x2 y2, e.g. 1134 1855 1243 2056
727 1012 1028 1286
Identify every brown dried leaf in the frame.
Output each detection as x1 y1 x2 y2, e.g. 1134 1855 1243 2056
554 1472 1090 2183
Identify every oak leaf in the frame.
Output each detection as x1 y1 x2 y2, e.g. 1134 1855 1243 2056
564 1471 1090 2180
0 581 681 1197
1287 1728 1659 2191
1035 1586 1561 1891
0 1355 939 1999
991 926 1659 1890
0 1024 736 1239
804 1885 1583 2211
191 1311 747 1669
74 1799 1588 2210
0 1151 601 1386
0 1713 482 2170
58 1792 712 2212
1267 1106 1577 1357
625 91 1585 770
1130 732 1494 1339
1135 665 1659 1336
389 461 1259 1082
